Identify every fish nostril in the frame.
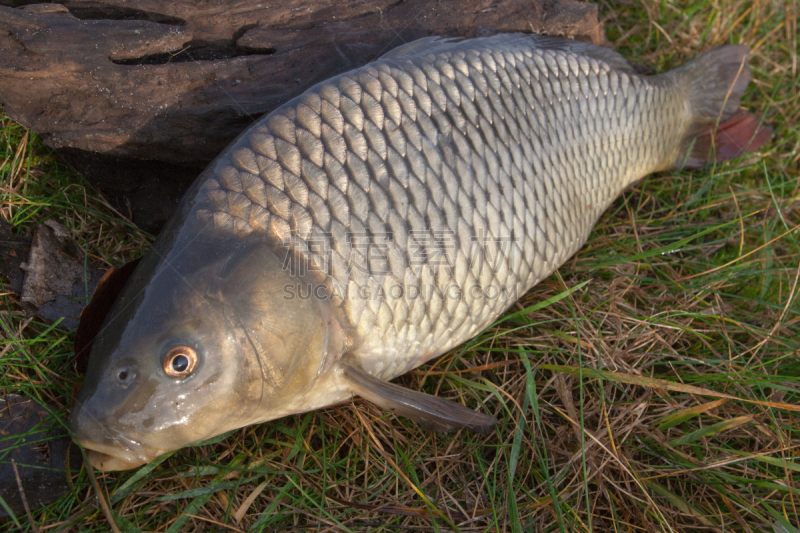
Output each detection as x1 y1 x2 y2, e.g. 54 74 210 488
115 366 137 386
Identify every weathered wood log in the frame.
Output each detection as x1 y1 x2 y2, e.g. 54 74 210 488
0 0 605 164
0 0 606 229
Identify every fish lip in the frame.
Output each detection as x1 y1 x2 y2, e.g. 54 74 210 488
69 398 163 470
78 438 163 471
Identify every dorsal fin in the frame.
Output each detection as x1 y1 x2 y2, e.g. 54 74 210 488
380 36 463 59
381 33 635 73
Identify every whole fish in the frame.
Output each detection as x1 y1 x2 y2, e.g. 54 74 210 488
70 34 769 470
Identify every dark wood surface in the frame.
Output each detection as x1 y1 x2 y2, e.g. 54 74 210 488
0 0 604 164
0 0 606 230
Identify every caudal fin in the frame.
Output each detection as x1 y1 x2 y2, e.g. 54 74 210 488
670 45 771 169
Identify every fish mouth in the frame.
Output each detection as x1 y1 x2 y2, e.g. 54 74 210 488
78 439 163 471
70 399 165 471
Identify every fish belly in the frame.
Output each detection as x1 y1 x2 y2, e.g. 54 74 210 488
194 34 689 380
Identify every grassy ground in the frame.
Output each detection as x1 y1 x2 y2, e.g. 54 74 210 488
1 0 799 531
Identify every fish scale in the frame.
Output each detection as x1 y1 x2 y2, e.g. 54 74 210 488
195 34 685 379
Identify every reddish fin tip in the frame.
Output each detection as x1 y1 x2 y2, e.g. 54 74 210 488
682 110 771 169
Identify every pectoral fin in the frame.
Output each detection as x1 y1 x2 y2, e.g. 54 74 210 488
342 362 496 433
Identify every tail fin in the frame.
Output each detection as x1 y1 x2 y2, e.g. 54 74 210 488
670 45 771 169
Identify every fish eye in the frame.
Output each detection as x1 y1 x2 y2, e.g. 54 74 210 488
162 346 198 378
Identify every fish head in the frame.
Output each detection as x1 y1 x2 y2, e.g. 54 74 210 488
70 237 336 471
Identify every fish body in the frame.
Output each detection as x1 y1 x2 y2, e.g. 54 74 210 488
70 34 769 470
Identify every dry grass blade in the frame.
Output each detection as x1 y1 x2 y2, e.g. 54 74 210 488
544 364 800 412
232 480 268 524
657 399 729 430
82 458 122 533
10 460 38 533
668 414 755 446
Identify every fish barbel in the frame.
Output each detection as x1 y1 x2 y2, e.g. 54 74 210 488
69 34 769 470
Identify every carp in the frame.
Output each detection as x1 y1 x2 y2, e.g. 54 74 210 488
69 34 769 470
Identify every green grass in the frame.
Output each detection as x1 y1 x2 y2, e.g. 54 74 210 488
1 0 799 531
